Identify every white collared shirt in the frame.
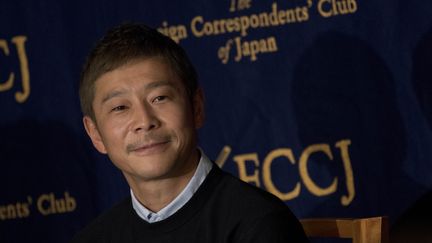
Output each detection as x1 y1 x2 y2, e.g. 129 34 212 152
130 149 213 223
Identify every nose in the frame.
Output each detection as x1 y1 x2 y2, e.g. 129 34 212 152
132 103 160 133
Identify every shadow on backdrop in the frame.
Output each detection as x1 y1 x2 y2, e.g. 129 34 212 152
0 120 97 243
291 31 421 242
391 25 432 243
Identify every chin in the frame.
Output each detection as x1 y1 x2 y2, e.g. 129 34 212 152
132 160 177 180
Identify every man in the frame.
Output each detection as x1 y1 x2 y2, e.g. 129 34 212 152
72 23 308 242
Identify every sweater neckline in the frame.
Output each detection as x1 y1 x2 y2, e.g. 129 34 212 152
128 164 222 235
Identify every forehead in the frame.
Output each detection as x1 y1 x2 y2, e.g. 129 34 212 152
93 57 183 98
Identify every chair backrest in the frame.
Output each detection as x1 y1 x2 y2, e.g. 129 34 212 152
300 216 389 243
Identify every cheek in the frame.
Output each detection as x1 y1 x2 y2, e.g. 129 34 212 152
169 110 195 132
172 113 197 147
99 119 129 150
161 108 194 140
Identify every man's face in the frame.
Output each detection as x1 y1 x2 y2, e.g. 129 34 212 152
83 57 204 183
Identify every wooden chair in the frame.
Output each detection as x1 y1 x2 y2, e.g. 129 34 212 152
300 216 389 243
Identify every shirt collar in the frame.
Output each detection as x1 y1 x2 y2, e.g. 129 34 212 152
131 148 213 223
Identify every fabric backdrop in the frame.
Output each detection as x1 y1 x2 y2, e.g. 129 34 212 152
1 0 432 242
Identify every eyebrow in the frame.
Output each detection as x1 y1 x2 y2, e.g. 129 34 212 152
145 80 173 90
100 80 175 105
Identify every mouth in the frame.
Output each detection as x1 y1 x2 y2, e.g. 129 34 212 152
127 140 170 155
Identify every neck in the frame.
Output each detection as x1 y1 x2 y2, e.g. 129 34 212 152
125 150 200 212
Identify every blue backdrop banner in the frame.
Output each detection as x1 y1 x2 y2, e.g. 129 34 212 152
1 0 432 242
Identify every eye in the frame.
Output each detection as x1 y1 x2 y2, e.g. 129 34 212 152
111 105 127 112
152 96 167 103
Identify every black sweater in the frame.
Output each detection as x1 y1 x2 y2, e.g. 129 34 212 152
71 165 309 243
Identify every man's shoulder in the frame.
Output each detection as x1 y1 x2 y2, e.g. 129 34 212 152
207 168 309 242
216 169 287 211
70 197 131 243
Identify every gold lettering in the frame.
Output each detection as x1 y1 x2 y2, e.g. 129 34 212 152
37 193 52 216
332 0 338 14
230 0 251 12
278 10 286 24
229 0 236 12
218 39 234 64
250 14 260 28
216 145 232 168
17 202 30 217
259 12 270 26
171 26 187 43
250 40 260 61
318 0 332 18
238 0 252 10
239 16 250 36
0 207 6 220
336 0 348 14
348 0 358 13
295 7 306 22
234 36 278 62
285 9 297 23
11 36 30 103
213 19 225 35
267 37 278 51
233 18 242 32
226 19 236 32
6 205 16 218
0 196 32 220
0 39 14 92
269 3 280 26
190 16 205 37
262 148 301 200
318 0 357 18
234 36 243 61
336 139 355 206
302 6 310 21
191 3 311 39
55 199 66 213
65 192 77 211
158 21 169 35
233 153 261 187
299 144 338 196
37 192 76 216
157 21 187 43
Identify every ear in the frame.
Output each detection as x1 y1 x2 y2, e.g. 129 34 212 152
193 87 205 129
83 116 108 154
